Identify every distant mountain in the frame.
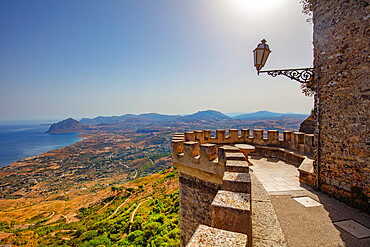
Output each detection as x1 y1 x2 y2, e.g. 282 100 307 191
80 113 179 125
175 110 232 122
80 114 135 125
233 111 308 120
226 112 245 117
46 118 85 134
78 110 308 131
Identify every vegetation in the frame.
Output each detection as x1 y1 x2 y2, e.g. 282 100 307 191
0 167 180 246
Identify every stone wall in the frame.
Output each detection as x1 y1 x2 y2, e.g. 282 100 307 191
312 0 369 206
178 173 220 246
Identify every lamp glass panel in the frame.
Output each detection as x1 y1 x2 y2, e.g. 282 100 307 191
261 50 271 68
254 49 264 67
253 49 258 66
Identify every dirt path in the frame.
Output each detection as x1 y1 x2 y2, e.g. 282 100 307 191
148 157 155 166
49 211 55 218
98 195 118 213
107 198 128 219
130 199 149 223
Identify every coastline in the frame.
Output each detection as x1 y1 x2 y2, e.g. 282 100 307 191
0 123 85 168
6 134 86 168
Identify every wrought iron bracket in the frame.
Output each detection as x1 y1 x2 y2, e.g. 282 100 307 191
258 68 314 84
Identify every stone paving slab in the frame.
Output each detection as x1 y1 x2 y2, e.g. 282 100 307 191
249 156 305 194
293 196 323 207
334 220 370 239
249 154 370 247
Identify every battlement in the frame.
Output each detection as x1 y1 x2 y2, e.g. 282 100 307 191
172 129 314 176
172 129 313 246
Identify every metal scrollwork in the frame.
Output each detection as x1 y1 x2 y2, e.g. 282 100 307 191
260 68 314 84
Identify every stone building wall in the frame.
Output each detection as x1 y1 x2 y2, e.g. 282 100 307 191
312 0 369 206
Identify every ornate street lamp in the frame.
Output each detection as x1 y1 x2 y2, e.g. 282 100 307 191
253 39 314 84
253 39 320 188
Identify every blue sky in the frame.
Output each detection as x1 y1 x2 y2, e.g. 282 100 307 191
0 0 313 121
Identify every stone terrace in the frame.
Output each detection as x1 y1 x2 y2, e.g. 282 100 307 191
171 129 316 246
172 129 370 246
172 128 370 246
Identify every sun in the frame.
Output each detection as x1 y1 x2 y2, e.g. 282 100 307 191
227 0 283 14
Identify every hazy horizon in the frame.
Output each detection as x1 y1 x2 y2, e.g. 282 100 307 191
0 109 310 125
1 0 314 121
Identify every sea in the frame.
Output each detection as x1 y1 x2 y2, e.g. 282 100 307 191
0 121 83 168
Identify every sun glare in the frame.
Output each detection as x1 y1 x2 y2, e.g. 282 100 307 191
227 0 283 14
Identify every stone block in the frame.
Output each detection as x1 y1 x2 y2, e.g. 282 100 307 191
185 132 195 141
283 131 292 141
304 134 315 154
171 140 184 155
211 190 251 237
187 224 248 247
225 152 246 161
183 141 199 157
216 129 226 142
194 131 204 144
222 172 251 194
228 129 239 142
199 144 217 163
252 129 264 145
221 145 240 153
267 130 279 146
203 130 211 142
241 129 250 142
225 160 249 173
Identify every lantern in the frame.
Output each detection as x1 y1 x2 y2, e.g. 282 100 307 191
253 39 271 73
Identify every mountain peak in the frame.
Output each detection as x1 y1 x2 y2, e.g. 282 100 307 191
46 118 84 133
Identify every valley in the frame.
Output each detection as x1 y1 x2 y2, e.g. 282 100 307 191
0 110 308 246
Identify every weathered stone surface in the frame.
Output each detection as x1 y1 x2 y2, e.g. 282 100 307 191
187 224 248 247
225 160 250 173
222 172 251 194
225 152 246 161
179 172 221 246
299 113 316 134
250 173 287 246
313 0 370 207
220 145 240 153
172 128 315 246
211 190 251 235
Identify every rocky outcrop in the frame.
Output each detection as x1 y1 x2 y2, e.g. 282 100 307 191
299 113 315 134
46 118 85 134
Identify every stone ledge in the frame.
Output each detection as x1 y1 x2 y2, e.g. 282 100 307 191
222 172 251 194
212 190 251 211
221 145 241 153
225 152 246 161
211 190 251 237
250 173 287 246
187 224 248 247
226 160 250 173
298 157 315 186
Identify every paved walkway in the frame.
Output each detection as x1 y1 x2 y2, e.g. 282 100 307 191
249 154 370 247
249 156 303 193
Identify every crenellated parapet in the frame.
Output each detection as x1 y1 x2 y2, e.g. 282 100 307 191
172 129 314 165
172 129 313 247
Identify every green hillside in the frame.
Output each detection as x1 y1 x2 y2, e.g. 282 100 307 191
0 167 180 247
